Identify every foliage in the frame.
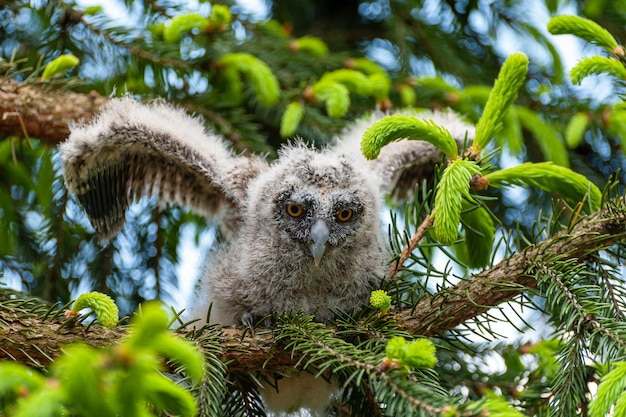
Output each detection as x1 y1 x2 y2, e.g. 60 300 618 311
471 52 529 153
41 54 79 80
3 1 626 416
0 301 203 417
362 52 598 254
589 362 626 417
384 337 437 370
369 289 391 314
66 290 119 328
361 114 459 159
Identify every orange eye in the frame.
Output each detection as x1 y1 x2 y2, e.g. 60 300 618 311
336 208 353 222
286 203 305 218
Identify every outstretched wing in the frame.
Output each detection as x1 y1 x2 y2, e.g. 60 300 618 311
333 110 474 202
60 97 265 239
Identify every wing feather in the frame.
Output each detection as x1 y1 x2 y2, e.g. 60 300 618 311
60 97 264 239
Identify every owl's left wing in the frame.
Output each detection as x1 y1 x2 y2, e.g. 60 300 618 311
60 98 264 239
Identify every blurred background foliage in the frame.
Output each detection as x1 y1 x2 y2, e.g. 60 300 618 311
1 0 626 339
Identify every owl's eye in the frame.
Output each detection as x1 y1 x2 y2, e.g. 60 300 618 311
336 208 353 222
286 203 305 218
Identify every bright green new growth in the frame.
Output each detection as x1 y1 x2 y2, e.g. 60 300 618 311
485 162 601 212
515 106 570 167
320 69 373 96
369 289 392 313
292 36 329 56
398 84 417 106
41 54 79 80
311 68 391 116
565 112 590 148
589 362 626 417
361 114 459 160
570 56 626 84
311 80 350 118
432 159 480 245
217 52 280 107
473 53 529 151
347 57 386 75
467 391 528 417
368 72 392 99
280 102 305 137
163 13 209 43
0 362 46 400
71 291 119 328
0 301 203 417
458 202 495 269
607 109 626 150
208 4 232 28
127 303 204 383
83 5 102 16
385 337 437 369
548 15 619 52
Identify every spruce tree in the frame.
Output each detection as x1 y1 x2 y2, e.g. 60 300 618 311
2 1 626 415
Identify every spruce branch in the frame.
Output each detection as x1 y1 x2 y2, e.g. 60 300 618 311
277 316 448 414
0 76 108 144
376 374 446 415
591 255 626 322
3 199 626 371
76 10 191 69
472 52 528 152
535 262 626 350
552 332 588 416
0 77 247 152
548 15 619 53
570 56 626 84
399 200 626 336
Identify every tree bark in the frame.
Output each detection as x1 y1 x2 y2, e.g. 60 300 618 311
403 206 626 336
0 76 107 145
2 202 625 371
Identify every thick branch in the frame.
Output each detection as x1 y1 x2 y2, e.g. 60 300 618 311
0 77 245 152
403 205 626 336
0 76 108 144
2 202 626 371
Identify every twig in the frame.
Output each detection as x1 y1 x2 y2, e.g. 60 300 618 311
387 215 433 280
2 112 32 164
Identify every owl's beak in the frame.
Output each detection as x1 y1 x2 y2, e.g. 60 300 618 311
309 218 329 267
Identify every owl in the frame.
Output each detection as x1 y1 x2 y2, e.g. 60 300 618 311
60 97 473 414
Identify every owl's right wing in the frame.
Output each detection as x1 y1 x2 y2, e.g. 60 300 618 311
60 97 265 239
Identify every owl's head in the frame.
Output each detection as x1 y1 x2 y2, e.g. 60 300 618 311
244 143 382 267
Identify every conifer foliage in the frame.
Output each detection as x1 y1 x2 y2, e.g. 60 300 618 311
3 1 626 416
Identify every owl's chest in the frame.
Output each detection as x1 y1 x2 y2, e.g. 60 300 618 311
212 226 387 320
231 253 383 317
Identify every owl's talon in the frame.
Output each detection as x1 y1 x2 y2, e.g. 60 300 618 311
242 312 255 337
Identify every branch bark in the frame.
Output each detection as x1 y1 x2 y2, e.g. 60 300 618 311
2 201 625 371
0 76 108 145
404 205 626 336
0 77 249 152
